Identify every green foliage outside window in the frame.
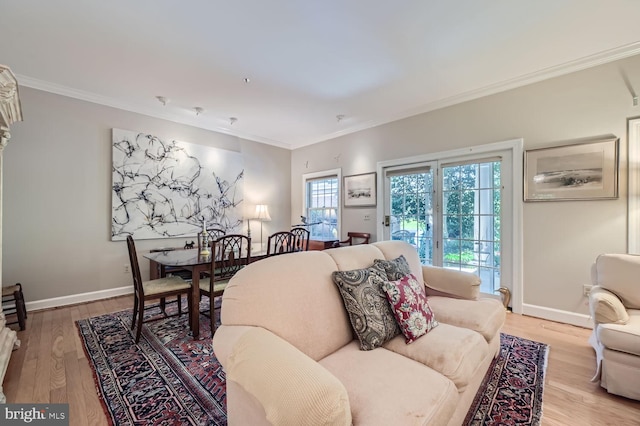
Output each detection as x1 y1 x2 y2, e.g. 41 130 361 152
444 250 475 264
389 161 500 272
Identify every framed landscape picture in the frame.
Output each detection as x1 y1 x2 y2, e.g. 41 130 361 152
344 172 376 207
524 137 618 201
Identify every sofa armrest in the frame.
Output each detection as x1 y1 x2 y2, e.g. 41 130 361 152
589 286 629 325
225 327 352 426
422 265 480 300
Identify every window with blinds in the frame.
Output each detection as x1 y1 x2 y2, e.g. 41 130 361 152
305 175 339 239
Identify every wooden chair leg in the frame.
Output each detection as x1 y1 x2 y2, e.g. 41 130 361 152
160 297 166 314
16 283 26 320
135 300 145 343
15 289 26 331
210 296 216 336
186 290 193 332
177 295 182 315
131 294 139 330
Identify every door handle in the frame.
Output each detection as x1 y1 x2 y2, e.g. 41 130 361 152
384 215 390 227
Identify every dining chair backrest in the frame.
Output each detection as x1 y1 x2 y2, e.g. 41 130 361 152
290 227 310 251
198 228 226 250
340 231 371 246
266 231 296 256
127 235 192 343
211 234 251 280
126 235 144 297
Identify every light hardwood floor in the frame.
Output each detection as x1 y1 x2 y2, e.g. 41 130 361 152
4 297 640 425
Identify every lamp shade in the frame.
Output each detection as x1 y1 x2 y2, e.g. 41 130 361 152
254 204 271 221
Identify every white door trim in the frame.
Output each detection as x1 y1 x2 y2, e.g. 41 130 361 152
628 118 640 253
376 139 524 313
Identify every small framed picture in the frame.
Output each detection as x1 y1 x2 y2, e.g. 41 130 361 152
524 137 619 201
344 172 377 207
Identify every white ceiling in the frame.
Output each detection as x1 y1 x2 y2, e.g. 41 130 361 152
1 1 640 149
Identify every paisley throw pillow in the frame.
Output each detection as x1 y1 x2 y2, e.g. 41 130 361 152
332 264 401 351
374 255 411 281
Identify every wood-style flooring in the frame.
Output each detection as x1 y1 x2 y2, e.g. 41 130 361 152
3 296 640 425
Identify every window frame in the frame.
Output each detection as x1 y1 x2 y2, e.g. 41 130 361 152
302 168 342 240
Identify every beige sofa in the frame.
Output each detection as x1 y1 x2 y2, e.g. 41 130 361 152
213 241 506 425
589 254 640 401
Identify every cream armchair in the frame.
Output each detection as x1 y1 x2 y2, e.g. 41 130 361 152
589 254 640 400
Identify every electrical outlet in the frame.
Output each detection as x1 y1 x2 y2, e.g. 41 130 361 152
363 214 371 221
583 284 593 297
124 264 130 274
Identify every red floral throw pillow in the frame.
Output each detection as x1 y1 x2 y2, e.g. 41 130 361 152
382 273 438 343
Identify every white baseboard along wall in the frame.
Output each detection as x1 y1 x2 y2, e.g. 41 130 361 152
23 288 593 330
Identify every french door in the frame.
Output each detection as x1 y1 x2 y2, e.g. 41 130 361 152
382 155 509 297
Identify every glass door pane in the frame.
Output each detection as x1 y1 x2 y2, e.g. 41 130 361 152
388 169 434 265
441 160 501 294
381 147 514 305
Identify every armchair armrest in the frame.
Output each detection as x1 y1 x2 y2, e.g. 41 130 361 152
589 286 629 325
422 265 480 300
225 327 351 426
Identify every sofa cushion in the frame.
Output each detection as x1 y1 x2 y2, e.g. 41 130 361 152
383 273 438 343
332 264 401 350
226 327 352 426
221 251 354 361
372 240 425 284
325 243 388 272
383 323 489 391
319 341 459 425
597 309 640 357
427 297 505 342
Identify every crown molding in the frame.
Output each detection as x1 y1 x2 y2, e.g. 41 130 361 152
292 41 640 149
15 42 640 151
15 75 292 150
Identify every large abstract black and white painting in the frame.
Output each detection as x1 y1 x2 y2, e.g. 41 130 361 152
111 128 244 240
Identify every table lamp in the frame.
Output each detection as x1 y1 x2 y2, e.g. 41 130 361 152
254 204 271 251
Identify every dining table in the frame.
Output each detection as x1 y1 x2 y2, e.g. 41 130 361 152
144 249 209 339
144 247 267 339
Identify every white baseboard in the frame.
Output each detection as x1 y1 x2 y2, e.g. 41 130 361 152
23 290 595 331
522 303 593 329
25 286 133 312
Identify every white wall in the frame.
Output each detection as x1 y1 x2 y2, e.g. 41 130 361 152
6 54 640 323
291 54 640 322
3 87 291 306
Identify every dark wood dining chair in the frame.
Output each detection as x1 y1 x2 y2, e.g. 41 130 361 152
199 234 251 334
126 235 193 343
290 227 310 251
339 232 371 246
266 231 296 256
1 283 26 330
197 228 226 251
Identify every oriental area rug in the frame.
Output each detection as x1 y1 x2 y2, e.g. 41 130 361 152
464 333 548 425
77 303 548 426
